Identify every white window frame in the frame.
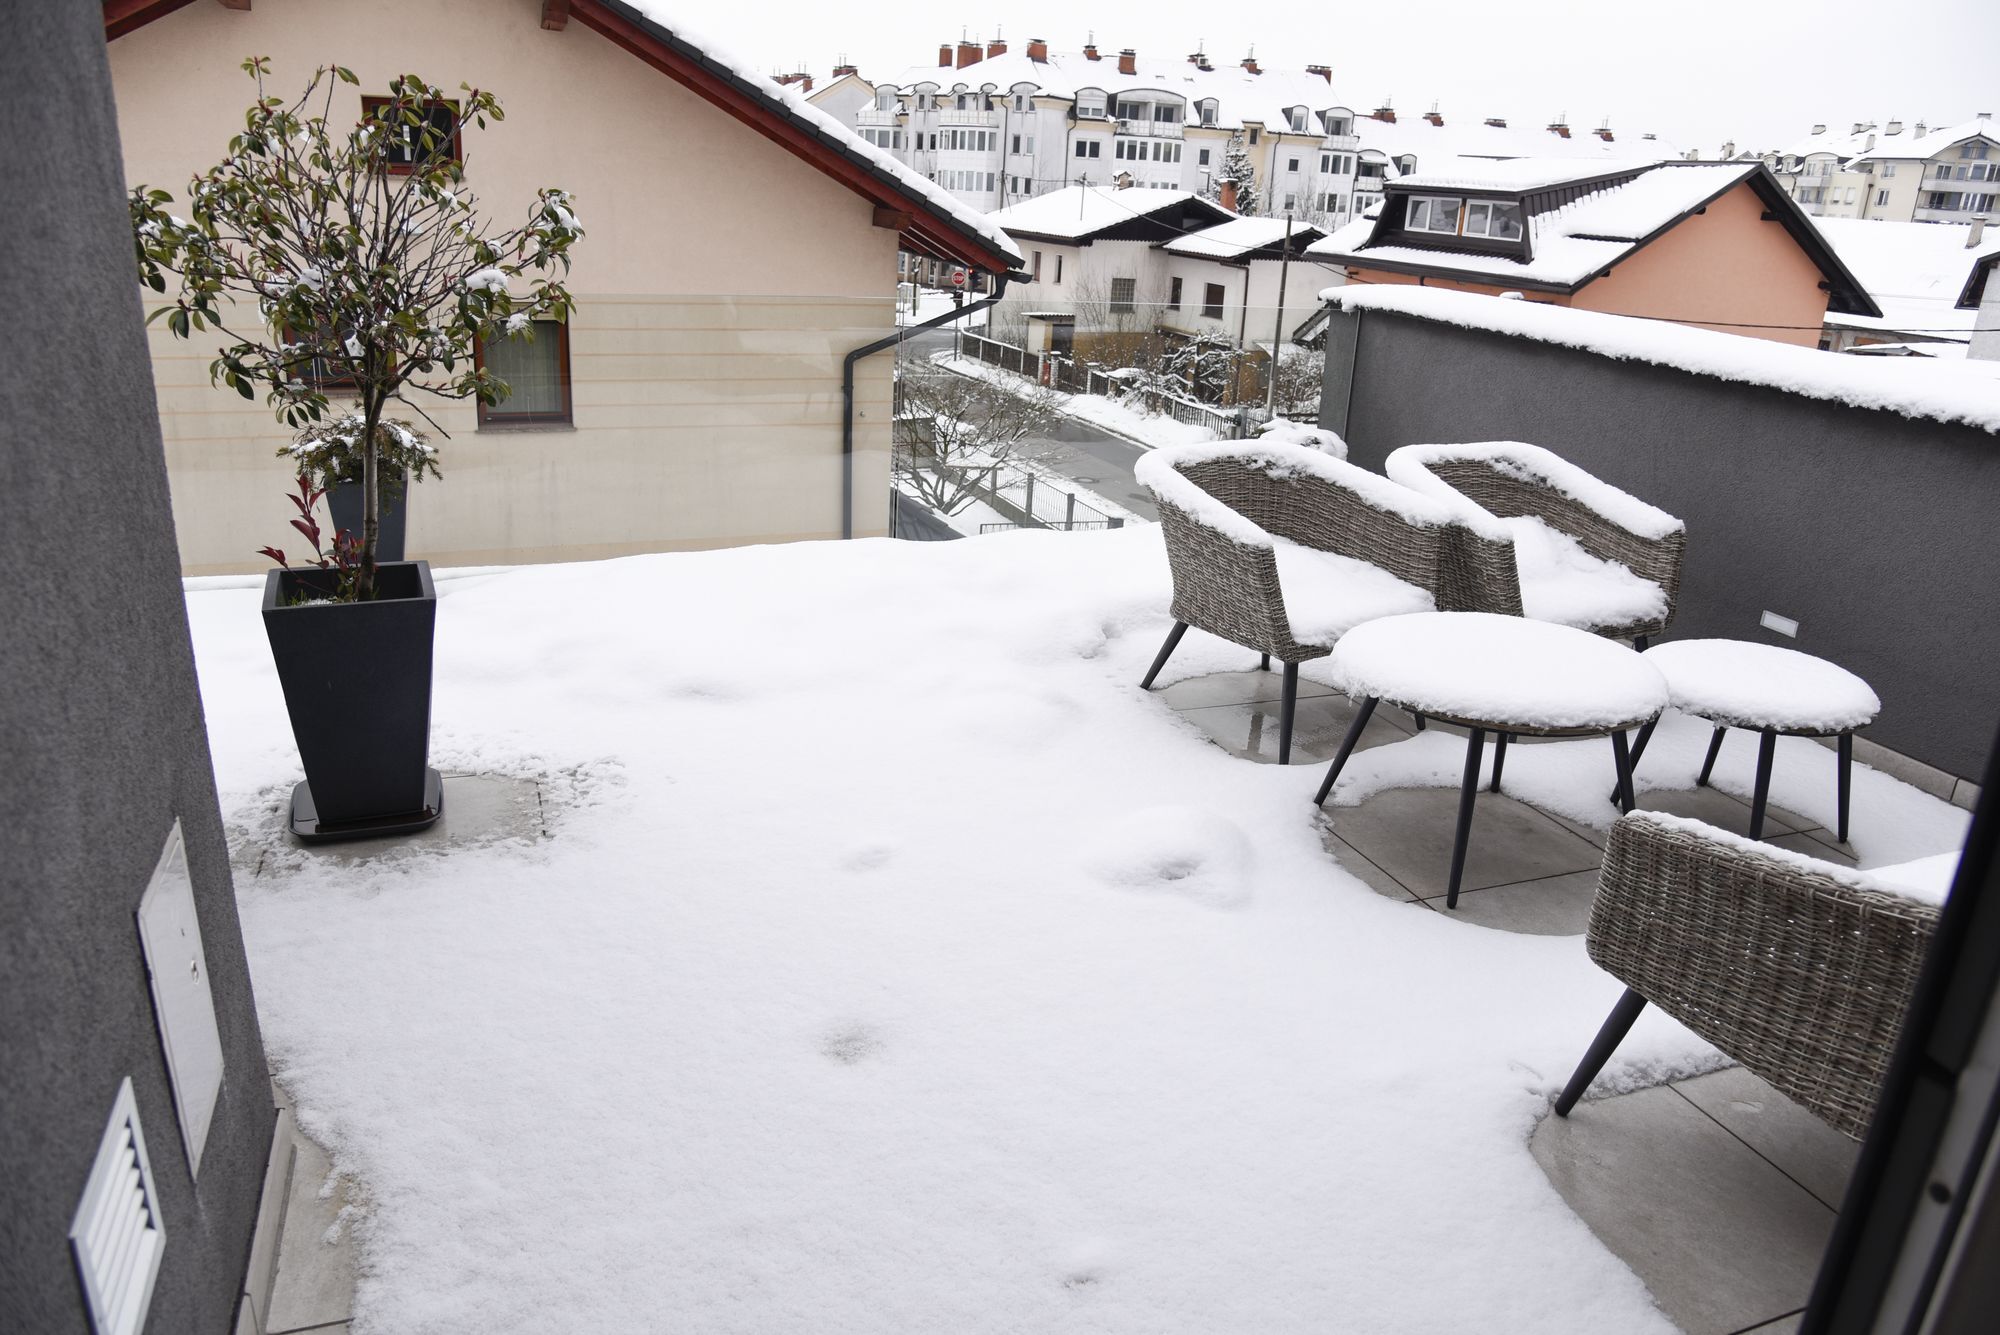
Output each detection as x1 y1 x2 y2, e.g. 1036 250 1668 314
1407 194 1462 234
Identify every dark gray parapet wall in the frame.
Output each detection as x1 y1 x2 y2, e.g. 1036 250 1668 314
1319 303 2000 781
0 4 271 1333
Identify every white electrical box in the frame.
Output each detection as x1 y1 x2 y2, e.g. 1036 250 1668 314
71 1077 166 1335
136 820 225 1178
1761 610 1800 638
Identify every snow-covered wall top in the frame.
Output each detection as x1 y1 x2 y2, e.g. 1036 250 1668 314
1325 286 2000 435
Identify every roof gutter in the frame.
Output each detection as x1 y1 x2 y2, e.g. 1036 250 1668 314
840 271 1022 539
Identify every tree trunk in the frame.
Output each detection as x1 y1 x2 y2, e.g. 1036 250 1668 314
359 387 382 602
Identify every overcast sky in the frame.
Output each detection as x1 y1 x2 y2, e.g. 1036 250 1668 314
701 0 1998 156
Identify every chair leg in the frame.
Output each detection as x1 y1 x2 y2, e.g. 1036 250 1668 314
1611 729 1636 815
1555 988 1649 1117
1747 727 1778 840
1696 725 1727 786
1411 711 1427 731
1314 697 1378 806
1259 652 1271 672
1633 634 1649 652
1445 727 1486 909
1607 716 1658 804
1837 731 1854 843
1489 732 1509 793
1278 663 1299 765
1139 621 1188 690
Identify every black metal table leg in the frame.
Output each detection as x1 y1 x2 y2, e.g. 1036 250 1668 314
1410 711 1427 731
1747 727 1778 839
1611 729 1636 815
1314 697 1378 806
1445 727 1486 909
1607 716 1659 803
1259 652 1270 672
1837 731 1854 843
1697 724 1727 786
1140 621 1188 690
1555 988 1649 1117
1277 663 1299 765
1490 733 1509 793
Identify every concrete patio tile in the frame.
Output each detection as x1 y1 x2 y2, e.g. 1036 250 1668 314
1421 867 1600 935
1320 826 1425 904
1764 832 1859 868
286 773 547 869
1629 786 1803 838
1735 1313 1802 1334
265 1129 357 1335
1779 825 1859 865
1532 1085 1836 1335
1156 668 1338 711
1327 788 1605 898
1178 691 1412 767
1673 1067 1861 1211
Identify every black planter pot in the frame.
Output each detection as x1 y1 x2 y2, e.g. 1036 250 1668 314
261 560 443 841
328 476 408 563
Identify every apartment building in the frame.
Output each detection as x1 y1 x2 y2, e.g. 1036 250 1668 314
810 38 1673 233
1772 115 1999 223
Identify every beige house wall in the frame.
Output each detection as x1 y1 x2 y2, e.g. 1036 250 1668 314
109 0 900 574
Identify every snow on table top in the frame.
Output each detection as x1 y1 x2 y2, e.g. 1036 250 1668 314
1327 611 1668 729
1386 441 1684 540
1623 812 1951 909
1324 286 2000 436
1135 440 1459 545
621 4 1022 267
1642 639 1881 732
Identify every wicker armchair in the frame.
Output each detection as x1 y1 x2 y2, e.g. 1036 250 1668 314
1555 811 1940 1139
1385 442 1687 645
1133 440 1518 763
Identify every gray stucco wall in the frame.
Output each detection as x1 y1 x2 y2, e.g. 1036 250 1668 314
1320 306 2000 781
0 5 271 1332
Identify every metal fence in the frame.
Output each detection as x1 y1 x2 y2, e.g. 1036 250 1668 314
955 331 1247 439
958 459 1126 532
957 330 1035 378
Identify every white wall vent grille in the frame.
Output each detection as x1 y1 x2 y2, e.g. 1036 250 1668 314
70 1077 166 1335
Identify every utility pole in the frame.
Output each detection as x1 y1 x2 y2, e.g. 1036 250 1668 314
1264 211 1294 416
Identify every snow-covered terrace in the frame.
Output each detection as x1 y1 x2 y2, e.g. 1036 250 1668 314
195 517 1971 1332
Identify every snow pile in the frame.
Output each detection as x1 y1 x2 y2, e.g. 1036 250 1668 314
1620 812 1952 909
1327 286 2000 435
1385 441 1683 540
191 528 1810 1334
1271 542 1436 645
1257 417 1349 459
1325 611 1669 729
1643 639 1882 732
1505 519 1669 630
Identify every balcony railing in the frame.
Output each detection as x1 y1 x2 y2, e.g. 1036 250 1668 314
1115 118 1184 139
938 109 999 127
857 108 901 127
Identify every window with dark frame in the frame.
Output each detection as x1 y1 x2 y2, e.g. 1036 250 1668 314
1169 276 1183 310
1201 283 1224 320
362 96 461 174
476 319 572 428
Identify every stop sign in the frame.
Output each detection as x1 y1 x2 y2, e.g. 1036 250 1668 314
951 269 966 287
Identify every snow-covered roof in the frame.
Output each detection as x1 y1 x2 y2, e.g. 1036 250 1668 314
1815 219 2000 340
1159 216 1319 259
618 3 1021 267
1849 114 1999 164
986 185 1225 243
1321 285 2000 435
1351 115 1681 169
1389 158 1658 192
1775 122 1883 165
1306 162 1758 288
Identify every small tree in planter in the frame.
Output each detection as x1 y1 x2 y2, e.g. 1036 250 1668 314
279 414 440 562
130 60 581 838
131 58 582 599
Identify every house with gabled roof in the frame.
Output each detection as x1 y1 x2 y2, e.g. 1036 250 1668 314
1303 159 1878 347
104 0 1019 571
1155 216 1337 348
1846 115 2000 225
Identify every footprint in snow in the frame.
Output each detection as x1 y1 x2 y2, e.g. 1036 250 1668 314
821 1023 883 1066
1080 806 1254 910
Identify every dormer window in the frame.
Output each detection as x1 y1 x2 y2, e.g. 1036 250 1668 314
1407 195 1461 233
1015 93 1030 112
1077 91 1106 119
1463 199 1525 240
1323 112 1351 136
1288 107 1308 133
876 89 898 111
1200 100 1218 126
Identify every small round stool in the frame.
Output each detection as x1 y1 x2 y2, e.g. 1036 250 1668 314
1627 639 1881 842
1313 612 1669 908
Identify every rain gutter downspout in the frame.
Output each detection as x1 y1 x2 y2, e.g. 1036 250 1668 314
841 269 1021 538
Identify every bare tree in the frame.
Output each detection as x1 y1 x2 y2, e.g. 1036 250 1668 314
1270 346 1327 416
893 360 1063 517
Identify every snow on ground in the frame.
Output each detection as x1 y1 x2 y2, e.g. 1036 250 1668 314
187 530 1969 1334
897 285 990 328
939 353 1221 450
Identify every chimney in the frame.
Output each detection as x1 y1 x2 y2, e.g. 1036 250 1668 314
1219 179 1239 212
1241 53 1261 75
1188 51 1204 66
1484 117 1507 128
987 36 1007 59
773 71 813 93
1306 64 1332 83
1915 120 1927 138
1027 37 1048 62
1886 119 1903 135
831 63 857 78
1118 49 1137 76
1371 102 1396 124
1852 121 1866 135
1594 121 1614 143
1423 103 1443 127
1970 216 1989 248
957 40 981 69
939 44 952 68
1547 114 1571 139
1721 139 1736 159
1083 42 1100 61
1811 122 1826 136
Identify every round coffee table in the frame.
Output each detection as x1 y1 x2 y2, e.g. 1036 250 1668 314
1627 639 1880 843
1313 612 1669 908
